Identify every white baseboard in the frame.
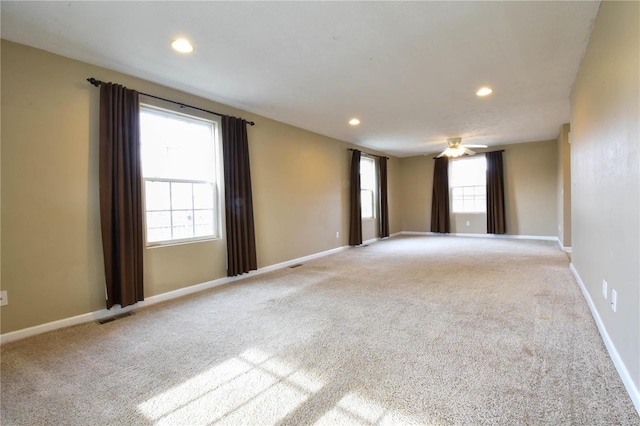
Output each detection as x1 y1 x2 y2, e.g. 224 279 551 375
401 231 438 236
0 244 350 344
400 231 558 241
556 238 572 253
570 263 640 415
250 245 349 274
454 233 558 241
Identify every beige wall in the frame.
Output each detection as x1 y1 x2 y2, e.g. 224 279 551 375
399 140 558 237
556 123 572 248
451 213 486 234
0 40 400 334
399 155 434 232
497 140 558 237
570 1 639 390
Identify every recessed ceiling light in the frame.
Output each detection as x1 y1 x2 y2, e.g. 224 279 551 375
171 39 194 53
476 87 493 97
349 118 361 126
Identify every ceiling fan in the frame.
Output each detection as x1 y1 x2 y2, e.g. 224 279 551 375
437 138 488 158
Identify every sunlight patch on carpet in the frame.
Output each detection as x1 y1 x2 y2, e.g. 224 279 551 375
315 391 423 426
338 392 386 422
137 347 325 424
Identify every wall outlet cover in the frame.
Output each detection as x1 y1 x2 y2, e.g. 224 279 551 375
611 289 617 312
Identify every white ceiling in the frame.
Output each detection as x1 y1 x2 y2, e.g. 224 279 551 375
1 1 600 157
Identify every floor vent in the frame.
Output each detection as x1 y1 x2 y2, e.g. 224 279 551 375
289 263 304 269
97 312 133 325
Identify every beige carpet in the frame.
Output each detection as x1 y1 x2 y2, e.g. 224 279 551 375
1 236 638 425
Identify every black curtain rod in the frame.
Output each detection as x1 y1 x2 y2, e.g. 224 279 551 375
348 148 389 160
432 149 504 159
87 78 255 126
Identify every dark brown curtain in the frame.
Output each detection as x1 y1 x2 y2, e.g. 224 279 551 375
486 151 506 234
431 157 450 233
378 157 390 238
222 116 257 276
349 150 362 246
99 83 144 309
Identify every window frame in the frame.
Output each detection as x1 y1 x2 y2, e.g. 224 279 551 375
449 155 487 214
360 155 377 219
139 100 223 247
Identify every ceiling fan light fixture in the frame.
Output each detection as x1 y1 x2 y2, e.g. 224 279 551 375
444 146 465 157
437 137 478 157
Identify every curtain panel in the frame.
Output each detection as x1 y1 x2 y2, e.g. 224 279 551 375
431 157 450 233
222 116 258 277
486 151 506 234
99 83 144 309
378 157 390 238
349 150 363 246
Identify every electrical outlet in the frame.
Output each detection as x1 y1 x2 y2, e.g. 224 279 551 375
0 291 7 307
336 231 339 239
611 290 617 312
466 221 470 227
602 280 608 299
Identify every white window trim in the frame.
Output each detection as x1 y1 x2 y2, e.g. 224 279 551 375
450 185 487 214
144 178 220 247
360 155 377 220
140 98 224 247
449 155 487 214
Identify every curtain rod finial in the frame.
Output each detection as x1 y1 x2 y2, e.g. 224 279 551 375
87 77 102 87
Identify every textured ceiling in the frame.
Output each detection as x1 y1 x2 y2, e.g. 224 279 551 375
1 1 600 157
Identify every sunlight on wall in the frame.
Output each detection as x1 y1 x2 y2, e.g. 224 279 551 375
138 347 421 425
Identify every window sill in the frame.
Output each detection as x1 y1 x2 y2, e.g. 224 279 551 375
146 236 222 249
452 212 487 215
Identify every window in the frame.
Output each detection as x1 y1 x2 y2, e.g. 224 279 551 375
360 156 376 218
140 104 222 245
449 155 486 213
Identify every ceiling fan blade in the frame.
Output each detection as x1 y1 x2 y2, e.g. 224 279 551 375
462 147 476 156
464 144 488 148
436 150 447 158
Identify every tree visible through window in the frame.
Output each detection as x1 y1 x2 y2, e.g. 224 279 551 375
360 156 376 218
449 155 487 213
140 105 221 245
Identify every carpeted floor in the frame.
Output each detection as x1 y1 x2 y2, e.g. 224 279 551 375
1 236 638 425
